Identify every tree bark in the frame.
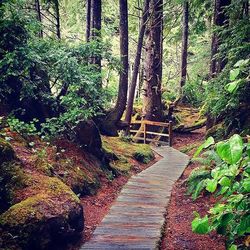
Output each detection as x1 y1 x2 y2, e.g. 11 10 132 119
90 0 102 88
180 0 189 88
35 0 43 38
86 0 91 42
125 0 150 127
54 0 61 39
210 0 231 76
100 0 129 136
142 0 163 122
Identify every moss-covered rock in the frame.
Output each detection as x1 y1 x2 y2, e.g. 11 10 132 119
0 161 27 213
0 177 83 250
0 138 16 163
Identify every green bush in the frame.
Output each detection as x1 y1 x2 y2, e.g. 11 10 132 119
189 135 250 249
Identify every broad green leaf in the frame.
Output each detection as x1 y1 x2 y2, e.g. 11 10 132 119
228 244 237 250
226 79 242 93
216 134 243 164
234 59 249 67
237 215 250 235
206 179 218 193
219 176 231 187
194 137 215 158
192 215 210 234
230 68 240 81
242 178 250 192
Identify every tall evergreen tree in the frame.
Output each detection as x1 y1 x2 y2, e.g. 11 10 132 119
101 0 129 135
142 0 163 122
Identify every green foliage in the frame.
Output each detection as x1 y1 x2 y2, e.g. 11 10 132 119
194 136 215 157
205 3 250 134
7 117 39 137
189 134 250 248
182 78 207 107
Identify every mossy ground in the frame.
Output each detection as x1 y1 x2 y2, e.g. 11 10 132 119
0 129 155 249
102 136 154 172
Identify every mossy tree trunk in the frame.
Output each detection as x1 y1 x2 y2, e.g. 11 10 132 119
142 0 163 122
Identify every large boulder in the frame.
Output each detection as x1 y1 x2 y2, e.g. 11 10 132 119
0 176 84 250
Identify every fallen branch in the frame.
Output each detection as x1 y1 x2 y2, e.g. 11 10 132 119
174 118 206 133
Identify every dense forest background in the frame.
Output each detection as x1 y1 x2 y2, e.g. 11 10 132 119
0 0 249 250
0 0 249 138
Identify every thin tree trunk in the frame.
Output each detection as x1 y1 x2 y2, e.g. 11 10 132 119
91 0 102 88
180 0 189 88
125 0 150 127
35 0 43 38
210 0 231 76
86 0 91 42
142 0 163 122
100 0 128 136
54 0 61 39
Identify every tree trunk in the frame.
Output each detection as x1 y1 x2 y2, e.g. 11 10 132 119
54 0 61 39
100 0 129 136
180 0 189 88
210 0 231 76
142 0 163 122
90 0 102 88
35 0 43 38
86 0 91 42
125 0 150 127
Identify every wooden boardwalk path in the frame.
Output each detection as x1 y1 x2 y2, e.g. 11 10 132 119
80 146 189 250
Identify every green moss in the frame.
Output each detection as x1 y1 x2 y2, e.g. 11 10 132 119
102 136 154 172
132 144 154 164
55 159 100 196
0 161 27 213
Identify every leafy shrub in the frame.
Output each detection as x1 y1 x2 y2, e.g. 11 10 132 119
7 117 39 137
189 135 250 249
182 78 206 107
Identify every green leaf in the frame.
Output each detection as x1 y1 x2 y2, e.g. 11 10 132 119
228 244 237 250
194 137 215 158
226 79 243 93
192 215 210 234
237 215 250 235
192 179 207 200
216 134 243 164
206 179 218 193
230 68 240 81
234 59 249 67
219 176 231 187
242 178 250 192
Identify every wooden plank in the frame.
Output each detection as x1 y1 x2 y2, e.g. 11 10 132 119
145 131 169 137
169 121 173 147
130 120 170 127
143 123 146 144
